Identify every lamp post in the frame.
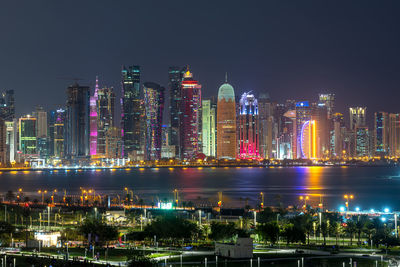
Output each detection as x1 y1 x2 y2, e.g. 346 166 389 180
38 190 47 204
343 194 354 212
299 196 309 210
260 192 264 209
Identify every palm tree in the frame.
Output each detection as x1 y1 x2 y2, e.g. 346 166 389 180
346 220 357 246
355 215 368 245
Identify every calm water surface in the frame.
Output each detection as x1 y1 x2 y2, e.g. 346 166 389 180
0 166 399 210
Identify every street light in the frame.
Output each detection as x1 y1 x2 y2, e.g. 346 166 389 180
38 190 48 204
299 196 309 210
343 194 354 211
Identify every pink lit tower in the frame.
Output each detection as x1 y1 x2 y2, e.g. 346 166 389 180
89 76 99 156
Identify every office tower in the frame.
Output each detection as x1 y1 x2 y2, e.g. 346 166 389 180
330 113 344 157
0 90 15 121
258 93 275 159
312 103 329 158
201 99 216 157
161 125 175 158
318 93 335 119
65 83 90 159
277 109 295 159
295 101 312 158
121 65 141 158
389 113 400 157
168 67 184 158
54 109 66 158
179 69 202 160
374 111 389 156
238 92 260 159
47 110 56 157
33 106 48 138
143 82 165 161
89 77 99 156
355 126 369 157
0 118 6 165
19 115 37 158
216 77 236 159
349 107 367 131
105 127 122 159
97 84 115 156
5 119 17 163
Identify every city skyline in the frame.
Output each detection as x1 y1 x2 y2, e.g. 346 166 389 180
1 1 400 120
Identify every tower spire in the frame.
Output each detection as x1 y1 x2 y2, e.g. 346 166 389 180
225 72 228 83
94 76 99 98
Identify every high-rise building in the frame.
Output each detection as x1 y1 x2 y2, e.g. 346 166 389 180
54 109 66 158
143 82 165 161
295 101 312 158
121 65 141 158
0 118 7 165
312 103 329 158
65 83 90 159
179 69 202 160
258 93 274 159
201 99 216 157
97 84 115 156
161 125 175 159
238 92 260 159
0 90 15 121
349 107 367 131
5 119 17 163
105 127 122 159
19 115 37 158
318 93 335 119
278 109 295 159
355 126 369 157
330 113 344 158
389 113 400 157
89 77 99 156
168 67 184 158
216 78 236 159
374 111 389 156
33 106 48 138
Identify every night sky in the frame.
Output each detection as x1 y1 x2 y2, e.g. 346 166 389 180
1 1 400 124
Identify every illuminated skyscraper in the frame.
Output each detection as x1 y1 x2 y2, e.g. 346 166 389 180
330 113 344 157
318 93 335 119
300 120 317 159
349 107 366 131
374 111 389 156
0 119 6 165
121 65 141 158
168 67 184 158
97 84 115 156
65 83 90 159
201 99 216 157
258 93 274 159
143 82 165 161
295 101 312 158
89 77 99 156
54 109 65 158
179 69 202 160
389 113 400 157
0 90 15 121
5 119 17 163
238 92 260 159
19 115 37 158
216 77 236 159
355 126 369 157
105 127 122 159
33 106 47 138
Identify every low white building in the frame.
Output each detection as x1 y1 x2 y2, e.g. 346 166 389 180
34 231 61 247
215 238 253 259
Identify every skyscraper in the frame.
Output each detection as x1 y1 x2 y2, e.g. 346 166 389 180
5 119 17 163
121 65 141 159
54 109 66 159
216 78 236 159
97 84 115 156
201 99 216 157
0 118 7 165
0 90 15 121
143 82 165 161
89 77 99 156
355 126 369 157
389 113 400 157
258 93 274 159
349 107 367 131
374 111 389 156
238 92 260 159
295 101 312 158
318 93 335 119
179 69 202 160
33 106 48 138
331 113 345 157
168 67 184 158
19 115 37 158
65 83 90 159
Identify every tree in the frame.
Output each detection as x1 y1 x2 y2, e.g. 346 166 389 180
209 222 238 242
5 191 15 203
355 215 368 245
127 249 154 267
282 223 305 245
256 222 280 244
345 220 357 246
320 221 328 245
0 221 14 246
78 218 119 246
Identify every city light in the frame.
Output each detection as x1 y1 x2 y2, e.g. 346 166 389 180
355 207 360 212
384 208 390 213
339 206 345 212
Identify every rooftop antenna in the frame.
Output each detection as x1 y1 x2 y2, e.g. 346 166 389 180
225 72 228 83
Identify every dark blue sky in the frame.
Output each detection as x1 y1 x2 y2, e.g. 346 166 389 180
1 1 400 122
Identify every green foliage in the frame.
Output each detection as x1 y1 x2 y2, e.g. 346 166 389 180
209 222 241 241
256 221 280 244
78 218 118 245
143 215 199 241
0 221 14 246
127 249 155 267
281 223 306 245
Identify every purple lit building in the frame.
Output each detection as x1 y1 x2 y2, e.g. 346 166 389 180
89 77 99 156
